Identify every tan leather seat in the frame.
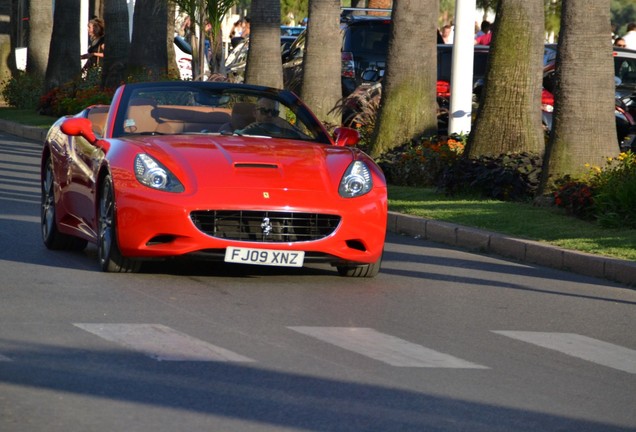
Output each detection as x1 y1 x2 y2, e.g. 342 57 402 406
124 98 159 134
219 102 256 132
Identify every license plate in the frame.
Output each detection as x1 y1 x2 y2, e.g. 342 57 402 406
224 247 305 267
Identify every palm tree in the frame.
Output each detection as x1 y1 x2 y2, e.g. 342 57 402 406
172 0 237 78
166 1 180 79
26 0 53 77
129 0 168 78
369 0 439 157
102 0 130 89
244 0 283 88
203 0 237 74
44 0 82 92
541 0 618 189
300 0 341 124
0 1 14 81
466 0 545 157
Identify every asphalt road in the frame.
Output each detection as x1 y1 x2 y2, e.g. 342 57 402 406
1 132 635 432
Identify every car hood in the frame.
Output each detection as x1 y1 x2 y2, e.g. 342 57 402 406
128 135 357 192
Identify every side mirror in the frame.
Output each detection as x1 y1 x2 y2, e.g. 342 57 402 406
361 69 379 82
61 117 110 151
333 127 360 147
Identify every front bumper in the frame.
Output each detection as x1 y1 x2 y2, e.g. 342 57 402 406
113 184 387 266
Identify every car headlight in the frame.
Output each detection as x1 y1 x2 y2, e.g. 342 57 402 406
134 154 184 192
339 160 372 198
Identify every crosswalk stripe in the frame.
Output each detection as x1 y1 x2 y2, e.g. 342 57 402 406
492 331 636 374
74 323 255 362
288 327 489 368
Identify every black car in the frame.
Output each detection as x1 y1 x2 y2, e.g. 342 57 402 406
282 13 392 97
225 35 302 84
340 15 391 96
340 44 491 131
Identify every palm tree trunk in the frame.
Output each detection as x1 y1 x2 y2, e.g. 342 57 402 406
129 0 168 78
467 0 545 157
244 0 283 88
300 0 342 124
45 0 81 92
26 0 52 77
541 0 618 189
370 0 439 157
102 0 130 89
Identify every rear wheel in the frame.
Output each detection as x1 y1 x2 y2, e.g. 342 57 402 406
41 157 87 251
337 257 381 278
98 175 141 273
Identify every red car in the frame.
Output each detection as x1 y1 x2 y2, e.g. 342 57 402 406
41 81 387 276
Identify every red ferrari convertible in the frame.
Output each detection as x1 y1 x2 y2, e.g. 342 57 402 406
41 81 387 276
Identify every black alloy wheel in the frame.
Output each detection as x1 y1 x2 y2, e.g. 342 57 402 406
98 174 140 273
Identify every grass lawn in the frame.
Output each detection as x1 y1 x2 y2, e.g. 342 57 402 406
388 185 636 262
0 108 57 128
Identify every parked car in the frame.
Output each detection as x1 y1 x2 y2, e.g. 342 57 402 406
282 13 392 97
173 35 210 80
340 15 391 96
542 46 636 151
281 25 305 37
613 47 636 120
226 34 303 83
41 81 387 276
341 44 490 131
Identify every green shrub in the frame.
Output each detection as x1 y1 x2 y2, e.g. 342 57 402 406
553 177 594 219
440 152 543 201
590 151 636 228
1 71 43 109
39 68 114 117
378 136 465 187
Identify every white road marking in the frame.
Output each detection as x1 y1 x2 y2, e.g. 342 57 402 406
493 331 636 374
74 323 255 362
0 354 12 361
288 327 488 368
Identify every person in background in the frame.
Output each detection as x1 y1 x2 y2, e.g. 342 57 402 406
614 37 627 48
440 24 453 44
81 17 105 70
475 20 492 45
241 17 251 38
230 19 243 48
622 22 636 50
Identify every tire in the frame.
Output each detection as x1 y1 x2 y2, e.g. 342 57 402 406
41 157 87 251
337 257 381 278
97 175 141 273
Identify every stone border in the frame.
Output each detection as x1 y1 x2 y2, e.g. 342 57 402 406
389 211 636 287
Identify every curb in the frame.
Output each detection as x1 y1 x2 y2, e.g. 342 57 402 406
0 119 48 142
389 212 636 287
1 119 634 287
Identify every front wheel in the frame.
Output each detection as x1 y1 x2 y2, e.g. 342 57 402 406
98 175 141 273
336 258 381 278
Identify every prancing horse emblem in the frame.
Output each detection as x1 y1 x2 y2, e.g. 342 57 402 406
261 217 272 236
263 192 270 198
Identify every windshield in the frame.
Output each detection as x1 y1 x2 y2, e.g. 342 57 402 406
113 83 330 143
343 23 390 54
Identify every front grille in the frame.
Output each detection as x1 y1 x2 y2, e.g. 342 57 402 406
190 210 341 242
